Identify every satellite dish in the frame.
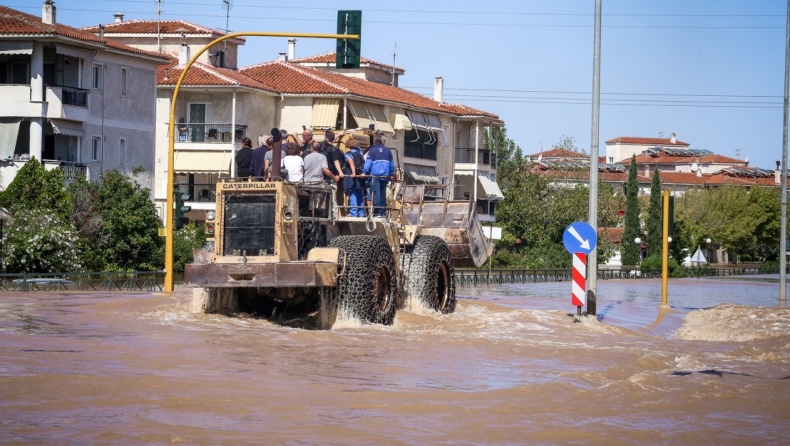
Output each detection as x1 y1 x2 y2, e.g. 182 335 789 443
690 162 698 172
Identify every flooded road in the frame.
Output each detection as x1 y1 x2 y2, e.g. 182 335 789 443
1 277 790 444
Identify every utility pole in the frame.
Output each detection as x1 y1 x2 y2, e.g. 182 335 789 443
781 0 789 306
156 0 163 52
587 0 602 316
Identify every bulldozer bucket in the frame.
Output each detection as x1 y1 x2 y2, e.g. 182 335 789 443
405 196 493 268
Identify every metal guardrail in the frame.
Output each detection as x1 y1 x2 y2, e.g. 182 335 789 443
455 266 767 286
0 271 165 292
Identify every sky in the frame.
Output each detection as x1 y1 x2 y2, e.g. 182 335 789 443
12 0 790 170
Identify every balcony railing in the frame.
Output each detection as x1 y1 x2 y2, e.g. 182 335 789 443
61 86 88 107
454 148 497 167
43 160 88 184
173 123 248 144
175 183 216 203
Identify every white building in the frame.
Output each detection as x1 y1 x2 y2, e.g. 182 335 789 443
0 2 167 192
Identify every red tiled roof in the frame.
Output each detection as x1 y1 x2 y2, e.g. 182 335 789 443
599 227 624 244
621 151 745 166
606 136 690 146
157 53 271 90
289 52 405 74
0 6 167 62
240 61 499 119
81 20 243 40
527 148 587 159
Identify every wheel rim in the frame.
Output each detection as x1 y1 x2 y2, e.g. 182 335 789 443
374 266 391 312
436 262 450 311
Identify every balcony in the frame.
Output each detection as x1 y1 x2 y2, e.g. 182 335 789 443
43 160 88 185
175 183 216 203
455 148 497 167
174 123 248 144
44 86 89 121
404 144 437 160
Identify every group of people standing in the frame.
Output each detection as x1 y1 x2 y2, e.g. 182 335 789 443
234 127 396 218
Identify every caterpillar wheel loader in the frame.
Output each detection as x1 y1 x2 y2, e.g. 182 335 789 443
184 130 493 329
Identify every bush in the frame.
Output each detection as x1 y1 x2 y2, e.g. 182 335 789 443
0 209 81 273
173 222 207 272
639 254 687 278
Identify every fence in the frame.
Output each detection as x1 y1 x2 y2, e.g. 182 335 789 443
455 265 766 286
0 271 165 292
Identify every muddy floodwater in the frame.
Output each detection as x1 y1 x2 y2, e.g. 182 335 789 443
2 277 790 444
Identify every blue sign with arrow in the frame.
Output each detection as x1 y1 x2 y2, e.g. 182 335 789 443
563 222 598 255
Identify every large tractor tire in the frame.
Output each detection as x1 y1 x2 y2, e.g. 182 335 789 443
315 286 338 330
329 235 398 325
402 235 456 313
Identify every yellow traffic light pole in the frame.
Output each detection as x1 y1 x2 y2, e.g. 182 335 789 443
164 31 359 292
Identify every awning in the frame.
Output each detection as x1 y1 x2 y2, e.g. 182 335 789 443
55 44 94 60
311 98 340 129
175 150 230 174
477 173 504 201
454 169 474 176
0 41 33 55
0 119 22 160
404 164 440 184
390 113 412 131
406 110 443 132
348 100 394 133
49 119 84 138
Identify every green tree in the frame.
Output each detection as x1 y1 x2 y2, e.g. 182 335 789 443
173 222 207 272
621 155 641 265
96 170 163 271
66 177 104 271
0 158 71 218
646 167 663 256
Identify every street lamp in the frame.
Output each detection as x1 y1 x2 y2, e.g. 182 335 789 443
705 238 712 264
634 237 641 263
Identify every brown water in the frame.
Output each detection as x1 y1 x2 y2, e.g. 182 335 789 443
2 277 790 444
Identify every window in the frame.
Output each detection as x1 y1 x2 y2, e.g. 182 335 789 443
608 157 613 163
91 137 101 161
92 64 102 90
121 67 127 96
442 124 450 147
11 61 28 84
119 138 126 166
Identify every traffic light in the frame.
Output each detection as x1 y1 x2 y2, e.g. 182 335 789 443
336 10 362 69
174 190 191 230
205 210 216 237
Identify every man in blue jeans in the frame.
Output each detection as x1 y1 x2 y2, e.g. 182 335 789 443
362 134 396 217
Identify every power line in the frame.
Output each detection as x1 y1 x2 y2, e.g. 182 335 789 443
405 86 782 99
443 97 782 109
86 1 788 18
8 6 786 29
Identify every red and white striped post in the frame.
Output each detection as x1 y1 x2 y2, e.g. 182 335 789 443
572 252 587 315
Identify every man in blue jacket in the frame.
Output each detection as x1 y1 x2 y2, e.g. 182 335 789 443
362 134 396 217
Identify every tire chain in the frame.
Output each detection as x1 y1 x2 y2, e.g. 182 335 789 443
402 235 457 313
329 235 398 325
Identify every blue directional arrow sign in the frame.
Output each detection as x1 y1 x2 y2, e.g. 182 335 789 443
563 221 598 255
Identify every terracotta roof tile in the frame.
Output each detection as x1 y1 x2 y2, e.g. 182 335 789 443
527 148 587 159
240 61 499 119
81 20 243 40
157 53 271 90
289 51 405 74
606 136 690 146
0 5 167 61
621 151 745 166
599 227 624 244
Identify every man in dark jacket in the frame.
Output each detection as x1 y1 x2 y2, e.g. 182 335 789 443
235 137 254 178
250 135 269 180
362 134 396 217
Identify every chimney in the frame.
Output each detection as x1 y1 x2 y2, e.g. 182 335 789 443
42 0 56 25
277 52 287 62
178 43 190 67
113 12 124 23
777 161 782 184
99 24 104 39
645 164 650 178
670 133 676 144
434 76 444 103
287 38 296 61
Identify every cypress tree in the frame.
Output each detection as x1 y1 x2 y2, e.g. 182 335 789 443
621 155 641 265
646 166 663 257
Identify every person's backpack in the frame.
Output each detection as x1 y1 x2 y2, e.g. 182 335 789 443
342 149 366 191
